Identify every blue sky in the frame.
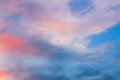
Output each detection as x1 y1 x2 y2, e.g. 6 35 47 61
88 22 120 47
69 0 91 12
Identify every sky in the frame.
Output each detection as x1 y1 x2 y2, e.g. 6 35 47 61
0 0 120 80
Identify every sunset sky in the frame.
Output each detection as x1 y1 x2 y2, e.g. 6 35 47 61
0 0 120 80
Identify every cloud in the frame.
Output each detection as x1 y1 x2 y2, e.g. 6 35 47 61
0 67 14 80
0 0 119 53
0 0 120 80
4 56 120 80
0 33 37 57
22 0 120 52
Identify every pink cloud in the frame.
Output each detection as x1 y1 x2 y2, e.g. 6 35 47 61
0 34 37 56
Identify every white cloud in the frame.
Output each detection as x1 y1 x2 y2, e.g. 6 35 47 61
1 0 120 53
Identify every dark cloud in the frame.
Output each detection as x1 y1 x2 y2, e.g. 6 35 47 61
9 62 120 80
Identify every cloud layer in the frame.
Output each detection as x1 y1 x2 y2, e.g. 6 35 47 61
0 0 120 80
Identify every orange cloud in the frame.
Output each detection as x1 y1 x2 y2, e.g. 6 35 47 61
0 72 12 79
0 67 13 79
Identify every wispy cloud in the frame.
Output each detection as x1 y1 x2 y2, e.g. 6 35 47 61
0 0 120 80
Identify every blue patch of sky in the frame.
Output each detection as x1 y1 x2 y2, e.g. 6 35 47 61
88 23 120 48
69 0 91 12
86 23 120 64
